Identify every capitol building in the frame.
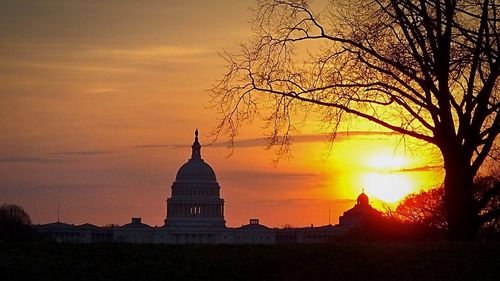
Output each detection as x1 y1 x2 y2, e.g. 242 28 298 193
164 129 226 229
37 130 382 244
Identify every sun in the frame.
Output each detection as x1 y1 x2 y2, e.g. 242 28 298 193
361 173 414 203
366 154 408 170
361 154 415 203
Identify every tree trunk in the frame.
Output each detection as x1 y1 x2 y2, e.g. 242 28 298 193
442 150 478 240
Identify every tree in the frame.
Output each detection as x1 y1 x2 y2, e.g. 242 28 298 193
0 203 34 241
394 187 448 229
392 175 499 235
474 175 500 231
212 0 499 240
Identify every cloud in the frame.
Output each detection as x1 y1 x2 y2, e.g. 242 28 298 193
134 131 399 150
397 165 443 172
0 42 214 75
31 183 122 192
249 198 356 205
98 46 212 61
133 144 187 149
0 149 116 164
210 131 398 148
50 150 116 156
221 170 322 182
0 156 71 164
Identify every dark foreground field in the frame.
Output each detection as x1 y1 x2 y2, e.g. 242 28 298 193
1 242 499 281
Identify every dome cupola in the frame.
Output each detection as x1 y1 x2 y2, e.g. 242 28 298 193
175 129 217 181
357 191 369 206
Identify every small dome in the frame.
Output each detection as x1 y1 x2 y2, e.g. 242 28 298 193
175 159 216 181
357 192 369 206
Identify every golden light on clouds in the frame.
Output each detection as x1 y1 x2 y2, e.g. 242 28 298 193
366 154 409 171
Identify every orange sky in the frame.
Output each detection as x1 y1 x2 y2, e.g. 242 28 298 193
0 0 444 227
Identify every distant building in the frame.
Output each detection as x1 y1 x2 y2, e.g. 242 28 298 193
36 130 380 244
276 225 347 244
339 191 383 227
36 222 113 244
233 219 275 244
114 217 154 244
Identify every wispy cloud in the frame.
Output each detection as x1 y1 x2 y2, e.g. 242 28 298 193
0 156 71 164
0 42 214 74
133 144 187 149
97 46 212 62
210 131 398 148
398 165 443 172
250 198 355 205
50 150 116 156
134 131 399 150
0 150 116 164
222 170 321 182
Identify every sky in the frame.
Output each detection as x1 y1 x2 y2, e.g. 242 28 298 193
0 0 445 227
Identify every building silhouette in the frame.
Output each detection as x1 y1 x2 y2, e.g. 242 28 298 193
165 129 225 228
339 191 383 227
36 130 383 244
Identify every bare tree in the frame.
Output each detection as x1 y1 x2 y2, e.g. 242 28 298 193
0 203 33 241
394 187 448 229
475 175 500 229
393 175 499 234
0 203 31 226
212 0 499 240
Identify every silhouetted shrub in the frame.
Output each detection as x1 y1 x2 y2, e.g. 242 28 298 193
0 203 35 241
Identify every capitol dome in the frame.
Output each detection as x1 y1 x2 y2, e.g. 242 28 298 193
175 129 216 181
176 161 216 181
165 129 226 228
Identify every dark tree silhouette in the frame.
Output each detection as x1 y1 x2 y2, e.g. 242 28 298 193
394 187 448 229
475 175 500 230
212 0 499 240
392 175 499 234
0 203 34 241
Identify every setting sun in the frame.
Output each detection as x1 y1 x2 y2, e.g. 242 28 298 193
362 173 414 203
362 154 415 203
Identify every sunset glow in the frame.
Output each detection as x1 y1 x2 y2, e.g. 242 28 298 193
366 154 409 171
0 0 445 228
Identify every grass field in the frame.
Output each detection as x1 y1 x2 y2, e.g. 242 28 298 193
1 242 499 281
